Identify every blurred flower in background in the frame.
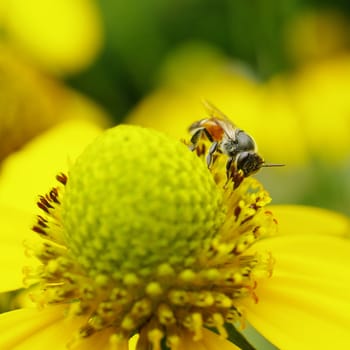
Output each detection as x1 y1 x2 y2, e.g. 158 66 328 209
285 9 350 65
0 0 103 75
0 45 110 162
0 0 109 161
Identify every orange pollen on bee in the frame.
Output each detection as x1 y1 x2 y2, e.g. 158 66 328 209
202 121 225 141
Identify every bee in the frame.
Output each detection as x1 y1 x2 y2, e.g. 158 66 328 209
189 101 283 184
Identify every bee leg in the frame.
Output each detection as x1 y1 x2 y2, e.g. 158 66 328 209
189 129 203 151
225 157 233 183
206 141 218 168
226 157 233 179
189 128 213 151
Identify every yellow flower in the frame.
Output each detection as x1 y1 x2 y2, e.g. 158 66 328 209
284 9 350 64
0 122 350 350
0 44 111 163
1 0 103 75
285 54 350 163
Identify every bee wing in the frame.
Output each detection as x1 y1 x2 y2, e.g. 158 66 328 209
202 100 238 139
202 100 234 122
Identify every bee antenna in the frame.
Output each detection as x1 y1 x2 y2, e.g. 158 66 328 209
262 163 285 168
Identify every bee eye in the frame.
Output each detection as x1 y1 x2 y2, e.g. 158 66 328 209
236 131 256 151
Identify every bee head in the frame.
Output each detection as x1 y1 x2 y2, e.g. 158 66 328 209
236 151 264 177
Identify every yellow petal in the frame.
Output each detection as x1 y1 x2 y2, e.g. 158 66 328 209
0 242 27 292
0 206 41 292
243 234 350 349
0 305 117 349
270 205 350 237
0 119 103 217
179 329 239 350
0 305 65 349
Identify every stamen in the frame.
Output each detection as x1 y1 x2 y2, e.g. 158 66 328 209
147 328 163 350
157 303 176 325
211 313 227 338
109 334 129 350
56 172 67 185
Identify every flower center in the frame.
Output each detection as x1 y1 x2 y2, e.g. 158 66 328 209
60 125 225 279
27 125 276 349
